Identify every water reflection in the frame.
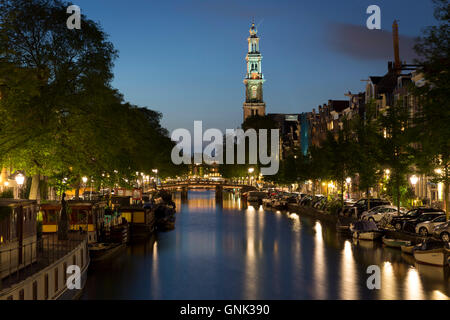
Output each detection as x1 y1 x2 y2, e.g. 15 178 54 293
313 222 327 299
82 190 450 300
341 241 358 299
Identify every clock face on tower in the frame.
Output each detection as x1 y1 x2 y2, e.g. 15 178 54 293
251 86 257 98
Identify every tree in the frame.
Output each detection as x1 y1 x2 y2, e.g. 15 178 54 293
320 120 355 207
413 0 450 219
0 0 182 199
378 99 415 212
352 100 383 207
0 0 117 198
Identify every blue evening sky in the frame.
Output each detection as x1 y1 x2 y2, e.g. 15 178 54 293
73 0 437 133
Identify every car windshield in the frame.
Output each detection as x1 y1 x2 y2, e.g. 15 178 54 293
406 210 419 217
417 214 441 222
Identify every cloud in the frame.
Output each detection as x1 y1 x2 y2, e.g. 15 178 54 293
325 23 419 63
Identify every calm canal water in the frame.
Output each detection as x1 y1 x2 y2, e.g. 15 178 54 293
82 190 450 300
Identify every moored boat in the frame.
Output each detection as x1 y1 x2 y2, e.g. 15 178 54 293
401 245 414 255
89 242 126 263
350 221 383 241
413 240 450 267
382 237 412 249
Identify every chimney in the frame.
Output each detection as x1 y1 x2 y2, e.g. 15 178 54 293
392 20 401 74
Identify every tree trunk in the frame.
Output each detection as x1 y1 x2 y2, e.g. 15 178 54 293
75 187 80 200
367 187 371 211
28 174 40 202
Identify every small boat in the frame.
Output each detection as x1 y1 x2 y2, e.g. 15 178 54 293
401 245 415 255
155 203 176 231
413 240 450 267
382 237 412 249
89 242 126 263
337 225 350 233
351 220 383 241
336 220 351 234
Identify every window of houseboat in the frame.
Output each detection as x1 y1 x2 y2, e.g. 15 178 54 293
19 289 24 300
44 274 49 299
33 281 38 300
54 268 59 292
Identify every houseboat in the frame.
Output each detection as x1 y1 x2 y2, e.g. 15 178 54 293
0 200 88 300
118 206 156 241
39 201 107 243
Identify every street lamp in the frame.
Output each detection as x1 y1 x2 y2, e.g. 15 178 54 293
82 176 88 198
410 175 419 186
410 175 419 207
15 173 25 186
346 177 351 200
248 167 254 186
152 169 158 189
15 173 25 199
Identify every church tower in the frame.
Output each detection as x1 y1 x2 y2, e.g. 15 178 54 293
243 21 266 122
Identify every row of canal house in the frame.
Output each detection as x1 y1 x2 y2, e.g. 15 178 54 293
0 195 155 300
292 21 447 206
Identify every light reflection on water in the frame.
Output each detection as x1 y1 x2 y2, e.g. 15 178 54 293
82 190 450 300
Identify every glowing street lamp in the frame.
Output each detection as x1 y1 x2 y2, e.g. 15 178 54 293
15 173 25 186
248 167 255 186
152 169 159 189
15 173 25 199
410 175 419 186
346 177 352 200
82 176 88 184
435 168 443 175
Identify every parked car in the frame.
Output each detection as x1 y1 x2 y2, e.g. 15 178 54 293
432 221 450 242
402 212 446 233
311 195 326 208
391 207 445 231
350 198 391 219
299 195 313 206
361 205 404 222
415 215 448 236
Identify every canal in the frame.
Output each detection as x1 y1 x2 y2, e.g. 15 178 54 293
82 190 450 300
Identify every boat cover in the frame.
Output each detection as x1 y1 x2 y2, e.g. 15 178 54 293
352 220 379 232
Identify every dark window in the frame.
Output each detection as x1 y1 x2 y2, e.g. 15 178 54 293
7 295 13 300
44 274 49 299
19 289 24 300
63 263 67 284
33 281 38 300
54 268 59 292
73 255 76 266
